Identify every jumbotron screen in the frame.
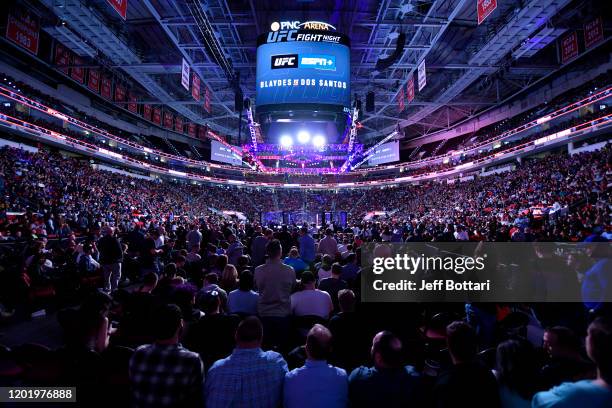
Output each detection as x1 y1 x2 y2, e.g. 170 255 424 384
256 26 351 108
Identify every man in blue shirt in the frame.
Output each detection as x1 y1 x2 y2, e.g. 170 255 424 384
205 316 288 408
284 324 348 408
532 317 612 408
297 226 316 264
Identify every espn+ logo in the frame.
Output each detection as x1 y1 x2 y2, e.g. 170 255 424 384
271 54 298 69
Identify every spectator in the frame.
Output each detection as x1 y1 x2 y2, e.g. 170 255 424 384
291 271 333 320
284 324 348 408
226 233 244 266
205 316 288 408
318 228 338 257
129 304 204 407
186 224 202 251
541 326 596 388
341 252 360 283
318 262 348 312
227 271 259 316
433 321 501 408
532 317 612 407
348 331 421 408
251 228 272 266
298 226 316 264
97 226 123 293
219 264 239 292
283 247 309 277
495 339 541 408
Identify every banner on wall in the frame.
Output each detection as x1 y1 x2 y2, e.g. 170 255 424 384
107 0 127 20
163 111 173 129
398 87 405 112
55 43 70 74
152 107 162 125
71 55 85 83
477 0 497 25
114 84 126 102
143 104 152 121
101 76 112 99
181 59 190 90
406 75 415 103
6 8 40 55
128 93 138 113
88 69 100 93
191 73 201 101
584 17 604 49
175 116 183 133
198 125 208 140
188 123 196 138
560 31 579 63
417 59 426 91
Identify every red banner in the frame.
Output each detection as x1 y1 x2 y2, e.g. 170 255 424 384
88 69 100 93
152 108 161 125
560 32 579 63
477 0 497 25
101 76 112 99
107 0 127 20
163 111 173 129
584 17 604 49
55 43 70 74
406 76 415 103
6 8 40 55
175 116 184 133
198 125 208 140
204 86 212 113
114 84 126 102
191 73 201 101
71 55 85 83
128 93 138 113
398 87 405 112
143 104 152 121
188 123 196 138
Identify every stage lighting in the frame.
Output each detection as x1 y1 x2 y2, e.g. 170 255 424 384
280 135 293 147
297 130 311 144
313 135 326 148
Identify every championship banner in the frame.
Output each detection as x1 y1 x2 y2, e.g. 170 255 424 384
152 107 162 125
100 76 112 99
128 93 138 113
71 55 85 83
181 59 190 90
584 17 604 49
198 125 208 140
143 104 152 121
6 8 40 55
163 111 173 128
191 72 201 101
188 123 196 138
560 31 579 63
107 0 127 20
175 116 183 133
55 43 70 74
406 76 415 103
114 84 126 102
417 59 426 91
477 0 497 25
88 69 100 93
204 86 212 113
398 87 405 112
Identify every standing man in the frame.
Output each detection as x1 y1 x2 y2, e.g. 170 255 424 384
254 239 295 350
298 226 316 265
98 226 123 293
186 224 202 252
318 228 338 258
252 228 273 267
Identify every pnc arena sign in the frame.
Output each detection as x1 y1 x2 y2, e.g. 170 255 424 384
265 20 348 45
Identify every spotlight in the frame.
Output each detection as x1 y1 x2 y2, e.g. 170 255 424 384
312 135 326 148
297 130 311 144
280 135 293 147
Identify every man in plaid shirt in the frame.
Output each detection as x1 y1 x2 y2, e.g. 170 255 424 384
205 316 288 408
129 303 204 407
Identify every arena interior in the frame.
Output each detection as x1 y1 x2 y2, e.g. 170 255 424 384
0 0 611 407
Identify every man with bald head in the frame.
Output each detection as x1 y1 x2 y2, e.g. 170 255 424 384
97 225 123 293
348 330 421 407
284 324 348 408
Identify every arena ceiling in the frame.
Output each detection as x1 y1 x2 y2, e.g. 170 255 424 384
36 0 604 144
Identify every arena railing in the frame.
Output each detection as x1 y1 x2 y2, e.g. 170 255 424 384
1 108 609 189
0 82 609 176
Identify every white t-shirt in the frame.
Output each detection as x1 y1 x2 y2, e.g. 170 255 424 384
290 289 333 319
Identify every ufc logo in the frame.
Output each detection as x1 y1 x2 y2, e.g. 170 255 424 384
271 54 298 69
